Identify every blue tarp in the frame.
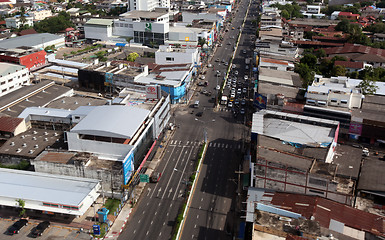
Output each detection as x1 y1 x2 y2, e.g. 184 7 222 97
116 43 126 47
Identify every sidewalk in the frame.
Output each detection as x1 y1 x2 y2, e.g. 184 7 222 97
103 125 176 239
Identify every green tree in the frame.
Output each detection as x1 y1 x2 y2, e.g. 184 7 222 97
358 79 378 95
295 63 315 87
198 37 206 47
16 199 26 217
127 52 139 62
281 9 290 19
125 37 133 47
19 7 26 27
300 54 317 69
34 12 74 33
331 65 346 76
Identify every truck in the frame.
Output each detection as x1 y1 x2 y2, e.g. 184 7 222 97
221 95 228 105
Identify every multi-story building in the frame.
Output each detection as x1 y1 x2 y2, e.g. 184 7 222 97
155 45 200 65
0 63 30 97
5 16 34 29
306 75 363 110
84 19 114 41
0 48 46 70
128 0 169 11
113 9 169 45
260 10 281 28
29 9 52 21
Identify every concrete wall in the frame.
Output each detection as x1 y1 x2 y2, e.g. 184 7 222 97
67 132 134 160
153 96 171 138
84 25 112 41
31 159 122 199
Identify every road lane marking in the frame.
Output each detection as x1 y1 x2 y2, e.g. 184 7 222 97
197 215 199 219
162 146 186 199
159 232 162 236
172 145 196 200
133 229 136 234
225 144 228 148
146 231 149 235
151 220 153 225
194 224 197 229
201 198 203 202
155 211 157 215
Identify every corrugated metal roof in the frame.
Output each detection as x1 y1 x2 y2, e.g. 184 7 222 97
0 168 99 206
71 105 150 139
259 190 385 237
85 18 113 26
0 116 23 132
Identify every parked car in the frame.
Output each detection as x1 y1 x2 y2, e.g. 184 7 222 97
31 221 50 238
8 219 28 235
200 75 205 80
150 172 162 183
215 58 220 62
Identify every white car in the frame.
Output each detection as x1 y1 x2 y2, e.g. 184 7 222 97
237 88 242 95
200 75 206 80
230 92 236 98
228 102 233 108
244 75 249 80
235 70 239 75
208 64 213 68
242 50 247 54
216 85 220 90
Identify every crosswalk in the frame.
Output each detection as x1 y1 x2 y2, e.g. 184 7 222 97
168 140 241 149
208 142 241 149
169 140 201 146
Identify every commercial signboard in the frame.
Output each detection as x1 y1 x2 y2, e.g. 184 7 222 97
146 85 160 99
123 151 134 184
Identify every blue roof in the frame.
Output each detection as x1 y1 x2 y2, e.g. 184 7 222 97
116 43 126 47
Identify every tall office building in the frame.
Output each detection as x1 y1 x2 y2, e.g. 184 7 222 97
128 0 169 11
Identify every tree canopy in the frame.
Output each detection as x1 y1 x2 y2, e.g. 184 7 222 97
34 12 74 33
271 2 303 19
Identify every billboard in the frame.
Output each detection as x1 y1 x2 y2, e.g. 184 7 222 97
146 85 160 99
254 93 267 109
349 123 362 135
123 151 134 184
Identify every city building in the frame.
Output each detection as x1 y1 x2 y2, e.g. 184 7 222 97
250 110 353 204
0 168 100 216
0 48 46 70
5 16 34 29
155 45 200 65
84 18 114 41
66 97 170 184
113 9 170 46
0 116 29 139
128 0 169 11
306 75 363 109
0 33 65 50
0 63 30 97
29 9 52 21
0 80 73 118
260 10 281 28
259 57 294 71
246 188 385 239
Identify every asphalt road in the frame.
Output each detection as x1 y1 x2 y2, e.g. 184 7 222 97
119 0 255 239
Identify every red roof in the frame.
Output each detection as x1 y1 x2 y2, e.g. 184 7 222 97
339 12 360 18
0 0 11 2
18 28 37 36
266 192 385 237
334 60 364 69
323 44 385 58
261 58 289 66
312 36 347 41
0 116 23 132
292 40 343 47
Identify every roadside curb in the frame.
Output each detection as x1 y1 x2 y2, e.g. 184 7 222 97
103 208 132 239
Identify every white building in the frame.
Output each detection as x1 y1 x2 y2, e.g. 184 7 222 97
259 57 294 71
155 45 200 65
29 9 52 21
0 33 65 50
260 11 281 27
113 9 169 45
5 16 34 29
306 75 363 109
306 5 322 14
0 168 100 216
0 63 30 97
128 0 169 11
84 18 114 41
67 102 170 184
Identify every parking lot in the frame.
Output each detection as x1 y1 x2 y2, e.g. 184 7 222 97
0 218 91 240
